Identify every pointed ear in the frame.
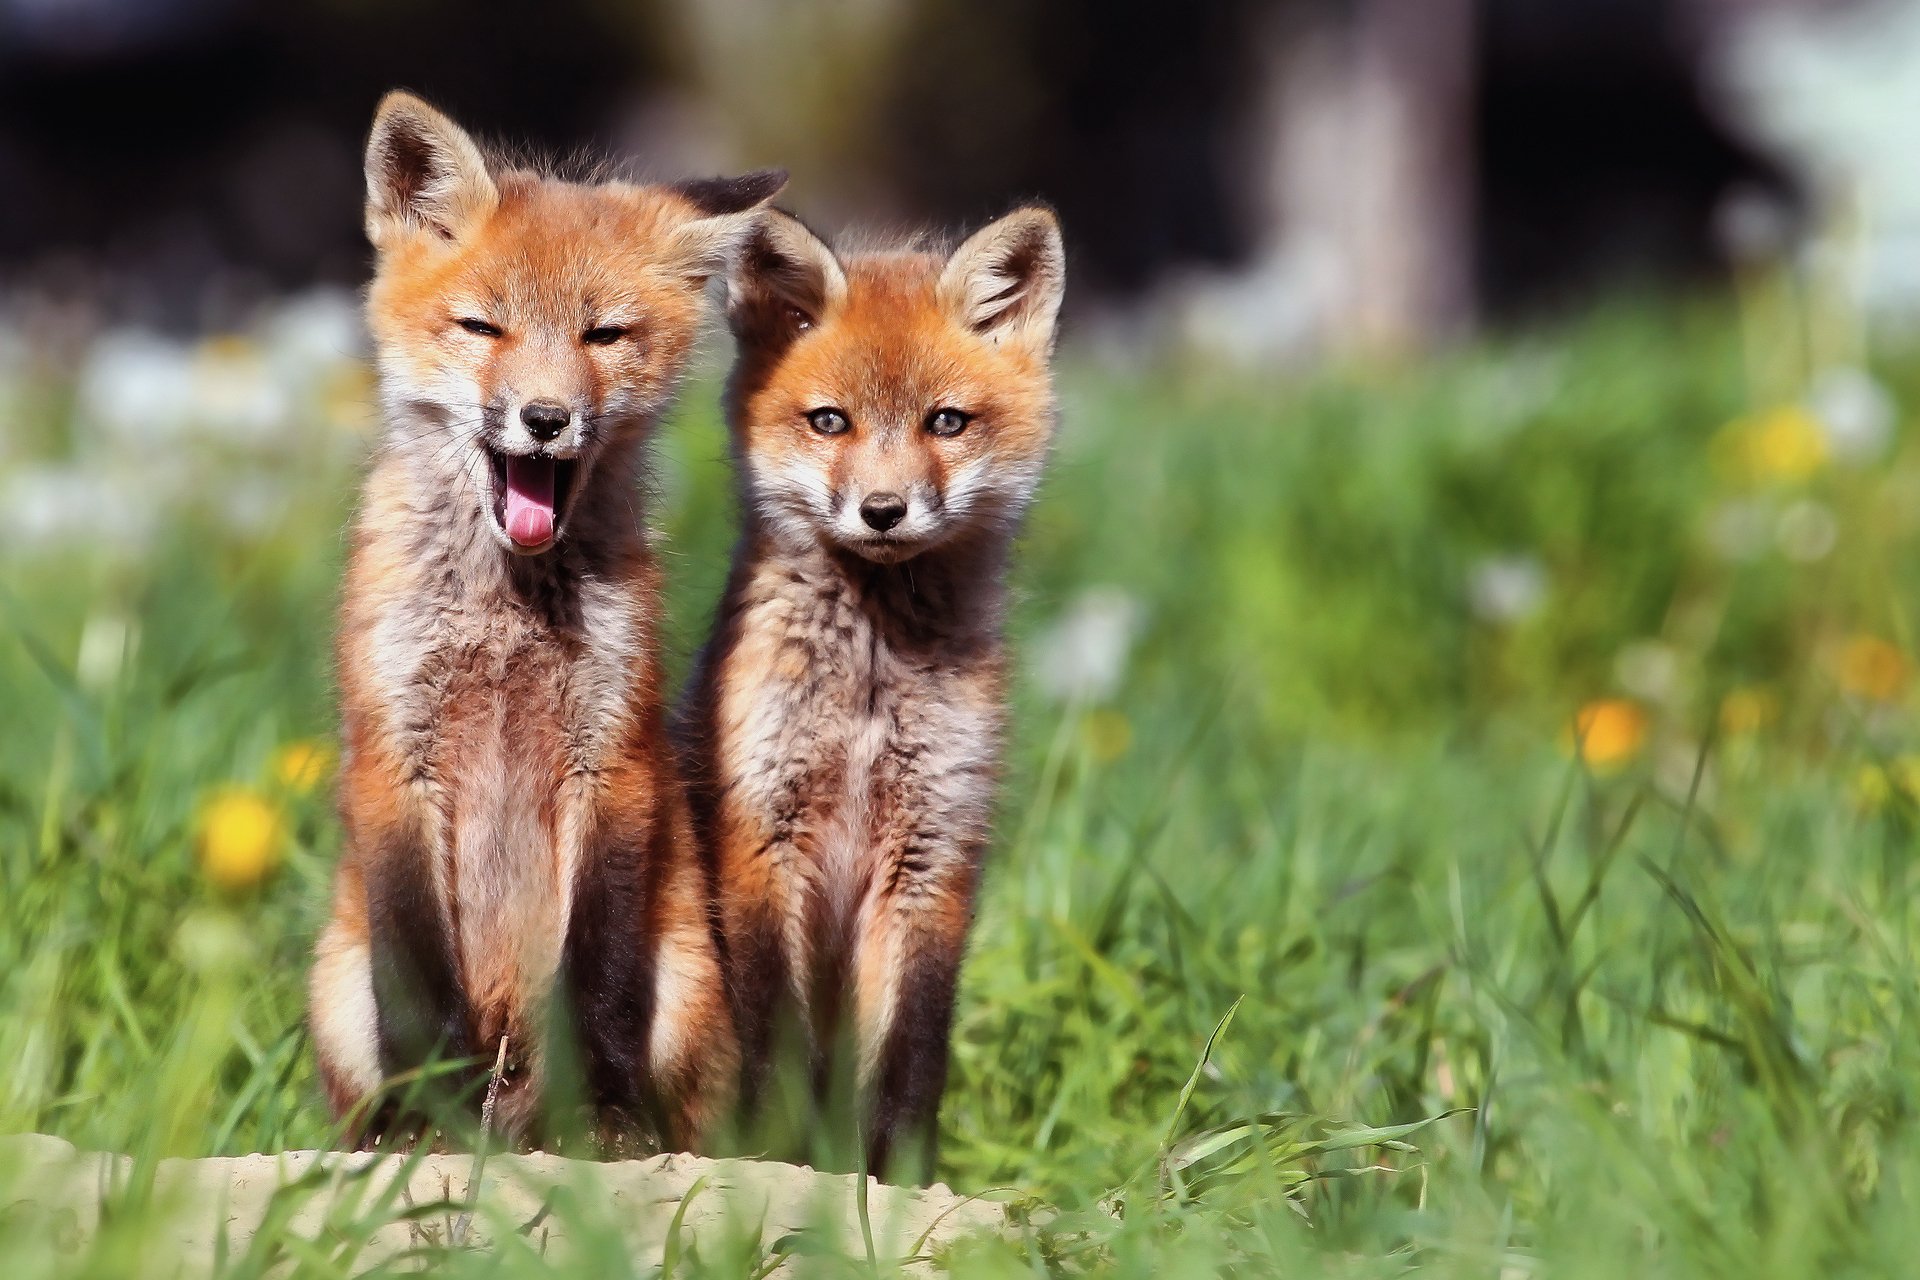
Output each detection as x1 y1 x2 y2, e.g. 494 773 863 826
663 169 790 286
939 206 1066 353
363 91 497 249
724 210 846 350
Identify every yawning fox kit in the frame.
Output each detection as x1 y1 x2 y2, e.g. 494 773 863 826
310 91 1065 1180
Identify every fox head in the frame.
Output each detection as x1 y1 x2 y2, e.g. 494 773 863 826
361 91 784 555
722 207 1065 565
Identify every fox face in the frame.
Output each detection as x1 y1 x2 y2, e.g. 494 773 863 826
723 208 1065 563
362 92 783 555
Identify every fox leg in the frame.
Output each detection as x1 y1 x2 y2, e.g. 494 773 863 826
849 861 978 1184
646 843 740 1151
717 834 815 1116
309 859 382 1137
364 827 476 1089
560 813 656 1147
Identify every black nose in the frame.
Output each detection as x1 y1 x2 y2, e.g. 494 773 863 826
520 400 570 442
860 492 908 531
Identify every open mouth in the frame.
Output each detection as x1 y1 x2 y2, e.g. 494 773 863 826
485 449 580 552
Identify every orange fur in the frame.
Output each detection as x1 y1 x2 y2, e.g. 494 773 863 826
680 207 1064 1180
309 92 776 1152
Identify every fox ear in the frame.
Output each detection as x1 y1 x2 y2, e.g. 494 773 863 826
725 209 846 350
940 206 1065 353
671 169 790 218
664 169 790 286
364 91 497 249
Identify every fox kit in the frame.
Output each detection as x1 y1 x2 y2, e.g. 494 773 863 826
678 207 1065 1179
308 91 782 1150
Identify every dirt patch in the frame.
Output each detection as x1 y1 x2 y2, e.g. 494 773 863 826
0 1133 1019 1271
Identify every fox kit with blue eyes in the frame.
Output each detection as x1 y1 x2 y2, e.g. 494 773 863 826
308 91 782 1151
677 207 1066 1179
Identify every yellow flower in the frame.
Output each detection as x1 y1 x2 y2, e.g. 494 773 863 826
1852 756 1920 812
1565 699 1648 769
1716 405 1827 484
197 788 284 891
1853 764 1893 811
1082 708 1133 763
1837 635 1909 702
1719 687 1778 737
272 739 334 794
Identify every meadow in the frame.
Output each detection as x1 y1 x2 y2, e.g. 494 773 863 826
3 277 1920 1276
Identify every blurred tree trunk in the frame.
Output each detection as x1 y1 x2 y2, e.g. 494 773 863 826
1270 0 1479 358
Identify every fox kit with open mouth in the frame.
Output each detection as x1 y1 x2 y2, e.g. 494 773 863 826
678 207 1065 1179
309 91 782 1150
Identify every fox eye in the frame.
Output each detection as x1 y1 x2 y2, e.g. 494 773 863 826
808 408 851 436
582 325 627 346
926 408 971 437
457 318 502 337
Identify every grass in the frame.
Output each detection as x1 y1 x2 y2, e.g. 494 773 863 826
4 283 1920 1274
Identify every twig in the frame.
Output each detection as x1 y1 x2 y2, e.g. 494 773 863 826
450 1034 510 1249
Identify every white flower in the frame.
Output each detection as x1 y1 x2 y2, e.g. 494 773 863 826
260 287 368 383
76 612 136 692
0 463 156 555
190 336 289 444
1031 588 1142 703
1706 500 1772 562
77 329 200 447
1467 554 1546 624
1616 640 1680 705
1807 366 1896 462
1777 498 1839 561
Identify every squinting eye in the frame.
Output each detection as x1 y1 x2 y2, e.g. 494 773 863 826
808 408 851 436
458 318 503 337
926 408 971 437
582 326 627 346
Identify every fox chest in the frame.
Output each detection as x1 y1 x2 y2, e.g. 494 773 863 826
720 599 1001 906
361 595 639 1019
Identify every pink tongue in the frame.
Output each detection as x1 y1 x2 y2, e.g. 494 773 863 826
503 455 556 547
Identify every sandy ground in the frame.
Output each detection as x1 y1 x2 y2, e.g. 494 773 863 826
0 1133 1019 1271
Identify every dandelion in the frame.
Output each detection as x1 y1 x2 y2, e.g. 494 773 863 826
196 788 284 891
1565 699 1648 769
1852 756 1920 813
272 740 334 794
1719 687 1779 737
1837 635 1909 702
1853 764 1892 811
1715 405 1827 485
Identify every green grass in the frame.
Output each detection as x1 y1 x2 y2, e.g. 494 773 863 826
5 287 1920 1275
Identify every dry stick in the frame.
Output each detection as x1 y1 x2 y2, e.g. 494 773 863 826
450 1034 510 1249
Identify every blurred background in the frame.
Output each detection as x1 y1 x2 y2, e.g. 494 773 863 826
8 2 1920 1267
5 0 1918 555
3 0 1915 346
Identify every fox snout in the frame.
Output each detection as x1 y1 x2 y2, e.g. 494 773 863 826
479 393 596 555
519 399 571 444
490 392 587 456
859 492 908 531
